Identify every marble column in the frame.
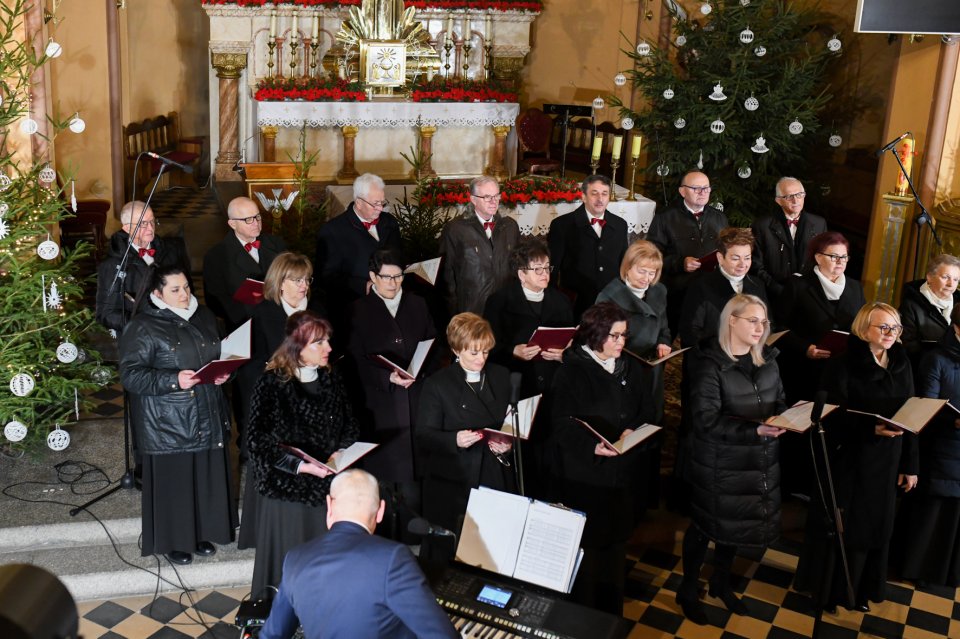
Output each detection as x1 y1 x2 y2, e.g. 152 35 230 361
485 125 510 181
337 125 360 182
211 51 248 181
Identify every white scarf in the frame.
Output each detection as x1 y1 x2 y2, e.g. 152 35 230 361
521 285 545 302
281 295 308 317
582 344 616 374
625 281 647 300
718 265 745 294
814 266 845 301
920 281 953 323
373 285 403 318
296 365 319 383
150 293 198 321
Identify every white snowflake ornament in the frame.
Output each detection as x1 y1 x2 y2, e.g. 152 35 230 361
739 27 755 44
710 119 726 134
4 421 27 442
663 88 675 100
754 46 767 57
10 373 35 397
788 119 804 135
744 95 759 111
829 134 843 148
47 426 70 451
56 342 79 363
674 117 686 129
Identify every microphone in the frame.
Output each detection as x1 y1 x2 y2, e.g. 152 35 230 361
145 151 194 174
407 517 456 538
509 372 522 406
875 131 910 157
810 390 827 424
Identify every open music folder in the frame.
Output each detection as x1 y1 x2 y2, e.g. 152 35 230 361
191 319 251 384
457 487 585 593
483 394 542 444
848 397 959 434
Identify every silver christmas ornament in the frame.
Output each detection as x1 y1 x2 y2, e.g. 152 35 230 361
710 119 726 134
754 45 766 57
56 342 79 364
827 37 842 53
47 426 70 451
10 373 35 397
744 95 759 111
675 35 687 47
674 117 686 129
738 165 752 179
620 118 634 130
45 40 63 58
37 239 60 260
708 83 727 101
614 73 627 87
751 135 770 154
4 421 27 442
636 41 652 56
788 119 804 135
739 27 755 44
829 133 843 148
663 88 675 100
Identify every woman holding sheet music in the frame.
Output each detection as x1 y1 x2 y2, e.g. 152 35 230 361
678 294 785 625
548 302 657 615
246 310 359 599
416 313 515 535
348 249 436 524
795 302 916 612
118 266 236 567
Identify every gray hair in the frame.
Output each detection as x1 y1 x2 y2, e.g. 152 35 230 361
469 175 498 196
119 201 149 225
353 173 385 201
718 294 770 366
775 176 802 197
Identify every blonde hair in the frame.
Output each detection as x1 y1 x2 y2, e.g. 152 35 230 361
718 294 770 366
446 313 495 353
263 252 313 305
850 302 900 340
619 239 663 284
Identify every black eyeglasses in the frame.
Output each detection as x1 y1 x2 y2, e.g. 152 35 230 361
776 191 806 202
872 324 902 336
376 272 405 282
681 185 711 194
817 252 849 264
733 315 771 328
230 214 262 225
521 265 554 275
358 197 389 209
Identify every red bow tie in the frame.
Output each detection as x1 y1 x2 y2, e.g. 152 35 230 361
244 240 261 252
362 218 379 230
590 217 606 228
786 218 799 227
483 221 496 232
138 247 156 258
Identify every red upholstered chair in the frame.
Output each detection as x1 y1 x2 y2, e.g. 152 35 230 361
516 108 562 176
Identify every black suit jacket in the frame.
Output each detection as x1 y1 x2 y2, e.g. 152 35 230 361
751 210 827 297
548 204 628 318
679 269 769 348
203 233 286 330
315 203 402 311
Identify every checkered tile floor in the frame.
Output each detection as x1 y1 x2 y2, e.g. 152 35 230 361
75 530 960 638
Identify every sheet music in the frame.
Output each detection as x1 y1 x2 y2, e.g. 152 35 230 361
512 501 585 592
407 339 435 378
456 488 530 575
220 319 251 359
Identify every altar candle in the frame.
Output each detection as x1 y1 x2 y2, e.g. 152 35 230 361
631 134 642 158
485 15 492 41
291 10 299 41
269 10 277 38
611 135 623 160
312 13 319 40
446 16 454 40
591 134 603 160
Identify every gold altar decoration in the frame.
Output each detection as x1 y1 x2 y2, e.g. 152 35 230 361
326 0 440 94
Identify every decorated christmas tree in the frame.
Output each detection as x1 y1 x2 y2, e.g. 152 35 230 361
613 0 845 225
0 0 107 457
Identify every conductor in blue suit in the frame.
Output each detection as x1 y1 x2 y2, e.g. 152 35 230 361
260 469 457 639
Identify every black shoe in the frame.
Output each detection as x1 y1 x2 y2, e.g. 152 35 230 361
708 582 748 616
675 592 708 625
195 541 217 557
165 550 192 565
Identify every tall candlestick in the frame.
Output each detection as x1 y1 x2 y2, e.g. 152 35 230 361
446 16 453 40
631 134 642 158
591 133 603 160
269 10 277 38
312 13 319 40
611 135 623 160
291 10 299 41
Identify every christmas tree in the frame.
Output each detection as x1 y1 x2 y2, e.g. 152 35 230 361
0 0 106 457
613 0 844 225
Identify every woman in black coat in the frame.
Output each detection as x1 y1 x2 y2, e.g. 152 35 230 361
778 231 866 405
416 313 515 534
596 239 671 424
548 302 657 615
246 311 359 599
894 304 960 586
795 303 917 612
349 250 436 519
118 266 236 566
678 294 786 625
898 253 960 374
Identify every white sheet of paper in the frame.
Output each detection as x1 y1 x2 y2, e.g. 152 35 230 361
220 319 251 359
456 488 531 576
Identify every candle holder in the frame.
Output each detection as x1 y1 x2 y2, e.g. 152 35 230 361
462 40 473 79
443 41 453 78
589 158 600 176
609 158 620 202
310 39 320 78
289 39 299 77
484 42 493 81
267 39 277 77
627 156 640 201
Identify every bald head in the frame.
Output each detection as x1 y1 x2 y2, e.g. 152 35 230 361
326 469 385 532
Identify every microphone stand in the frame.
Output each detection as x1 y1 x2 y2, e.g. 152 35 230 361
71 159 170 516
810 413 855 637
882 137 943 277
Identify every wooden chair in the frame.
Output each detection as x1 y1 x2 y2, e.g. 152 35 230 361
122 111 204 200
516 107 562 176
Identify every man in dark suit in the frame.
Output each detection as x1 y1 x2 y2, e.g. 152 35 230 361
548 174 628 319
439 175 520 314
203 196 286 331
751 176 827 305
646 170 728 339
259 469 457 639
315 173 402 328
95 200 191 334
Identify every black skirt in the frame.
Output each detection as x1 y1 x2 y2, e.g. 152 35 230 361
250 495 328 599
140 448 237 556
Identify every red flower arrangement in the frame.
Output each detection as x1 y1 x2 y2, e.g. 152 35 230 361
254 76 367 101
417 176 581 209
202 0 542 10
410 77 517 103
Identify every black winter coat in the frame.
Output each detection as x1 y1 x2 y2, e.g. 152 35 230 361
899 279 957 369
247 368 359 506
750 210 827 299
679 269 769 349
687 342 785 547
645 200 728 294
95 231 191 332
916 329 960 497
547 204 628 318
820 336 918 548
118 302 230 455
548 346 656 545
